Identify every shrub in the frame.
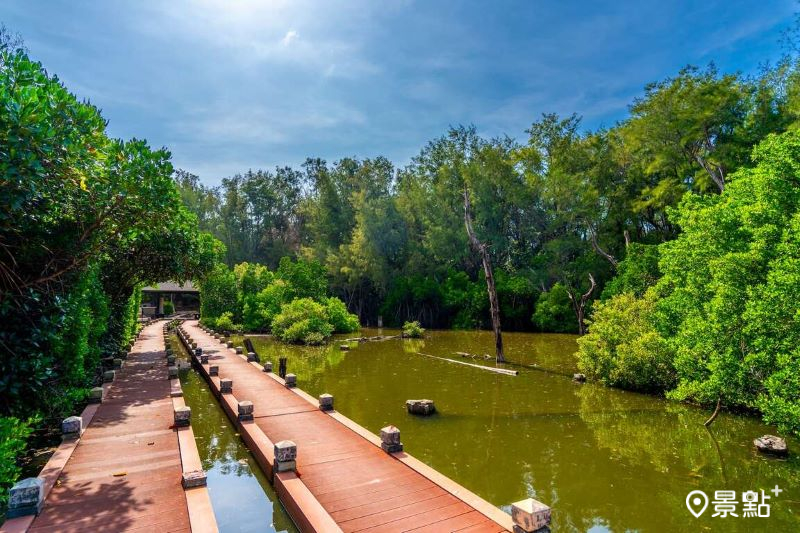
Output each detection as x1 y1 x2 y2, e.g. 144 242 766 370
324 297 360 333
532 283 576 333
0 417 34 511
162 300 175 315
272 298 334 344
214 311 242 333
243 279 290 332
577 293 676 393
402 321 425 338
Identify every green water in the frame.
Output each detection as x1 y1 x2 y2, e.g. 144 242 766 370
232 329 800 533
170 334 298 533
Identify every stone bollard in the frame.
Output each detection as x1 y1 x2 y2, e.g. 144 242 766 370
62 416 83 439
511 498 551 533
195 347 203 357
285 373 297 388
227 341 234 349
210 365 219 376
380 425 403 453
220 378 233 393
174 406 191 427
165 347 173 355
103 370 115 383
235 346 243 354
167 355 176 366
263 361 273 372
6 477 44 518
182 470 207 489
274 440 297 472
200 354 209 365
168 367 179 379
319 393 334 412
88 386 104 404
191 342 197 350
113 358 123 369
238 400 254 421
246 351 258 362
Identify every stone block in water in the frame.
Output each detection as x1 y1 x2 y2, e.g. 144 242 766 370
754 435 788 456
406 399 436 416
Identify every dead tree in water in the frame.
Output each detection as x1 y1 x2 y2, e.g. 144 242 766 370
463 188 504 363
567 274 596 335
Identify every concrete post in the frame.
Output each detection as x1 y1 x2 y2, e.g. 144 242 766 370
285 373 297 388
511 499 551 533
274 440 297 472
61 416 83 439
168 367 179 379
235 346 243 354
113 358 123 369
174 406 191 427
103 370 115 383
6 477 44 518
247 351 258 362
88 386 104 404
182 470 207 489
226 341 234 349
220 378 233 393
262 361 273 372
195 347 203 356
380 425 403 453
210 365 219 376
200 354 209 365
319 393 334 411
238 400 254 421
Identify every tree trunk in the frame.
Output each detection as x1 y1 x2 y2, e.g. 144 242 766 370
588 225 618 268
704 397 722 427
464 189 504 363
567 274 596 335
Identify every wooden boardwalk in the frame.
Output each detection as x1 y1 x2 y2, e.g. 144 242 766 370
1 320 216 533
181 320 515 533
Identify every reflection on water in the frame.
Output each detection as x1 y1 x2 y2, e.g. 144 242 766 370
235 329 800 532
172 335 297 533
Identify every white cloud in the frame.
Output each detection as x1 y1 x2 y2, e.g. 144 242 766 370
281 30 299 47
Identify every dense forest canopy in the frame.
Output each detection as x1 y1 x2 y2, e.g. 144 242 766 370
176 58 800 334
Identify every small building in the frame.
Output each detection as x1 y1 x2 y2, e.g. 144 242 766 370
141 281 200 317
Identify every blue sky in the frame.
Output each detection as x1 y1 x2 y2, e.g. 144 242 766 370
1 1 795 185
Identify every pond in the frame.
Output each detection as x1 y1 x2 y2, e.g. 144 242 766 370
231 328 800 532
171 333 298 533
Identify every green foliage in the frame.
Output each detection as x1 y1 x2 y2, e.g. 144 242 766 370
162 300 175 315
601 244 660 299
272 298 334 344
402 321 425 338
199 263 239 324
532 283 576 333
324 297 360 333
0 417 34 511
214 311 242 333
0 43 216 478
577 293 675 392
